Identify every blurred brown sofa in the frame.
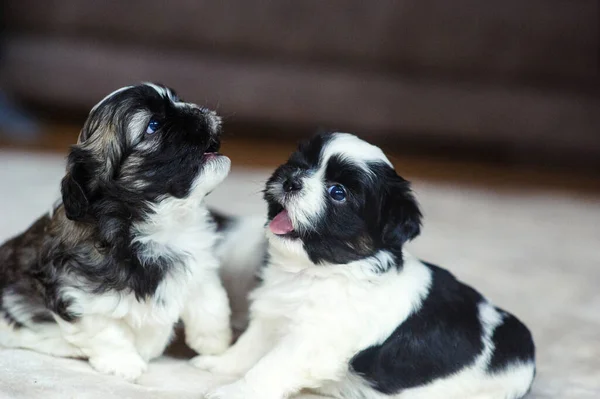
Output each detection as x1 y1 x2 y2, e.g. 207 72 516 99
2 0 599 160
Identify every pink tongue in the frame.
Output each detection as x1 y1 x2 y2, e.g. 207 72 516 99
269 210 294 235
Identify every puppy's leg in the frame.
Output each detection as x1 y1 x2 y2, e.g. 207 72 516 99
0 318 83 357
206 332 351 399
55 315 147 381
182 270 232 356
191 317 273 375
133 322 174 361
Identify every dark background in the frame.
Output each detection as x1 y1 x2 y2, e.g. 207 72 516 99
0 0 599 171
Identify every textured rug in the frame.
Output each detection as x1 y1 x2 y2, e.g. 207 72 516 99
0 151 599 399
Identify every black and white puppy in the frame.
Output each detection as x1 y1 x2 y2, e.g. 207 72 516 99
0 83 233 380
194 132 536 399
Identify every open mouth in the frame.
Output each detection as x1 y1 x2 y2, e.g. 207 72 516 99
203 139 222 162
206 139 220 153
203 152 222 162
269 208 299 239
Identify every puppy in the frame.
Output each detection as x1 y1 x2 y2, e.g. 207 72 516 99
0 83 233 380
194 132 536 399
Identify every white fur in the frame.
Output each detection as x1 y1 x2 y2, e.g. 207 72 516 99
322 133 392 168
199 248 534 399
143 82 169 98
197 251 430 398
0 317 82 358
198 133 533 398
215 215 266 333
317 303 535 399
1 288 46 327
143 83 222 133
2 155 233 381
388 302 534 399
271 132 392 234
294 168 327 230
90 86 133 113
128 110 153 146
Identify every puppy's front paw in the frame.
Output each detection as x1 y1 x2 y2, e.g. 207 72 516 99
190 354 241 376
190 354 223 371
187 328 232 356
205 381 262 399
89 352 147 381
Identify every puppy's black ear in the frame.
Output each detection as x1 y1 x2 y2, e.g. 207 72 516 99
61 150 91 221
381 172 422 247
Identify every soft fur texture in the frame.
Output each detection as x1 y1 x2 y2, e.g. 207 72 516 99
0 83 233 381
1 153 599 399
194 132 536 399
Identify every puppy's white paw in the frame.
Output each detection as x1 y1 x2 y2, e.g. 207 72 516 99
89 352 147 381
205 381 262 399
190 354 222 371
187 328 232 355
190 354 242 375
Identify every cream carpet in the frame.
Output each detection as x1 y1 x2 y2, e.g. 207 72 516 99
0 151 599 399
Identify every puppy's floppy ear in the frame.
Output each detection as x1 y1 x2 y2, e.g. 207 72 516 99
381 171 422 246
61 149 92 221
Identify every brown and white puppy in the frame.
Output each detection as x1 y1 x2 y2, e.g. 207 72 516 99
0 83 232 381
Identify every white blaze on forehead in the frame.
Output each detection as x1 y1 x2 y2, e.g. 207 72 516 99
143 82 170 98
144 82 191 109
90 86 134 113
321 132 393 169
144 83 219 134
288 133 393 230
285 132 394 233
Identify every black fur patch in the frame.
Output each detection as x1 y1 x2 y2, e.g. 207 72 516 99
488 312 536 373
0 216 55 324
261 132 535 397
301 156 378 264
289 133 333 169
351 262 484 393
0 83 222 325
264 133 421 268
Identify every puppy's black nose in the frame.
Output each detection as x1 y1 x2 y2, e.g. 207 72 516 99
282 177 302 193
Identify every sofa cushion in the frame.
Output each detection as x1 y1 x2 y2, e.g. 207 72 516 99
5 0 598 87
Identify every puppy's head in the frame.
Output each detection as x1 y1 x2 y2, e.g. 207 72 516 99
61 83 229 221
264 132 421 267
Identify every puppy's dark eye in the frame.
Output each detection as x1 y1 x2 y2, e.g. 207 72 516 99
146 119 160 134
328 184 347 202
